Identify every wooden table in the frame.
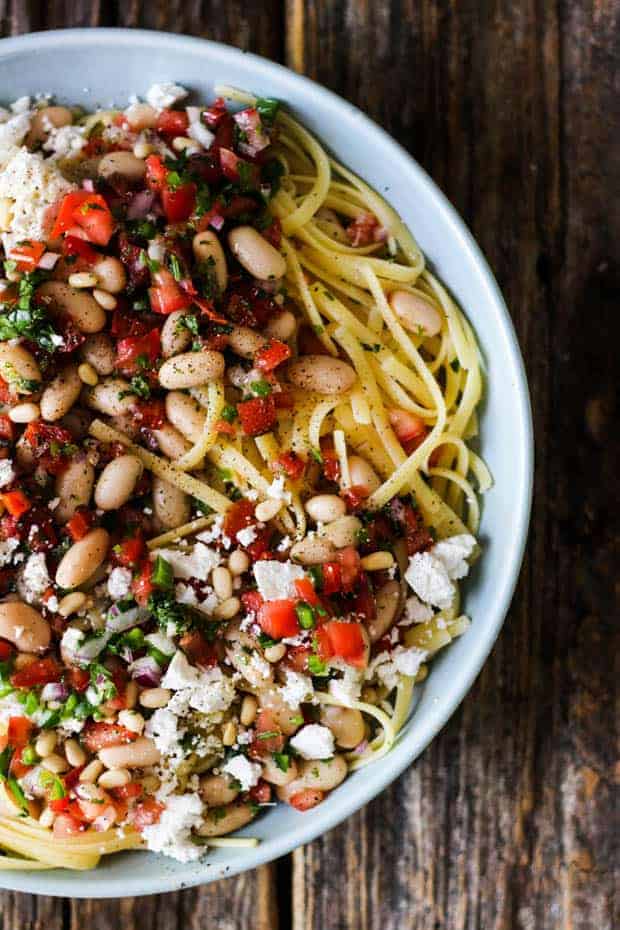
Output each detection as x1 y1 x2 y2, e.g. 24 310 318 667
1 3 617 928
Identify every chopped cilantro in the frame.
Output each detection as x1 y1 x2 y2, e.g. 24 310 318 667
0 271 62 353
148 591 189 634
168 253 183 281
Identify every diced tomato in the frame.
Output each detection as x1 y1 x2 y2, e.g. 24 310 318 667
10 657 63 688
114 533 145 568
179 630 218 669
294 577 319 607
219 148 259 185
257 599 299 639
63 765 85 789
289 788 325 811
82 722 138 753
248 780 272 804
145 154 167 191
149 269 193 314
0 377 15 406
161 183 197 223
388 408 427 446
255 339 291 373
23 421 75 475
7 717 33 748
321 562 342 596
66 510 93 542
0 414 14 441
353 573 376 621
0 490 31 519
286 645 312 673
9 240 45 271
323 621 367 668
155 109 190 137
130 798 165 831
110 781 142 802
116 328 161 375
132 559 154 606
237 395 277 437
346 211 382 247
53 813 85 837
220 194 260 219
322 447 340 482
8 745 33 779
134 398 166 432
52 191 114 246
203 98 229 128
0 639 13 662
343 485 369 510
48 796 71 813
214 418 237 436
336 546 361 592
241 590 264 614
62 234 99 263
251 708 285 755
223 499 256 542
66 666 90 693
274 451 305 480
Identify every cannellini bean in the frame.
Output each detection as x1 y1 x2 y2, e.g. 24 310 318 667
165 391 206 443
152 476 190 529
139 688 171 709
360 551 394 571
153 423 191 458
322 515 362 549
254 499 281 523
98 768 131 789
366 580 402 642
80 333 115 375
258 689 302 736
290 535 337 564
98 736 161 769
92 256 126 295
261 754 299 786
40 364 81 421
192 231 228 293
55 528 110 589
79 760 104 784
64 739 87 768
228 549 250 576
347 455 380 495
84 377 137 416
94 455 143 510
264 310 297 341
0 344 40 393
304 493 346 524
98 151 146 186
36 281 106 333
125 102 158 131
197 802 256 837
69 272 98 289
228 225 286 280
54 458 95 523
277 756 348 801
8 402 39 424
78 362 98 386
227 325 268 359
320 705 365 749
57 592 87 618
26 106 72 146
158 350 225 390
35 732 57 757
199 773 240 807
212 566 233 601
92 289 117 311
160 310 192 358
389 290 442 337
0 601 50 652
287 355 357 395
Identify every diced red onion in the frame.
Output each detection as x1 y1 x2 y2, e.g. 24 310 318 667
37 251 60 270
233 108 270 157
209 213 224 231
74 635 110 663
188 120 215 150
41 681 69 703
106 604 146 634
185 106 201 124
130 656 162 687
126 189 157 220
82 178 95 192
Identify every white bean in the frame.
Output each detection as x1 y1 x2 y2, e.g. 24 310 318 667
165 391 206 443
36 281 106 333
158 350 225 390
55 528 110 590
0 601 50 652
160 311 192 358
152 423 191 459
264 310 297 341
389 290 442 337
277 755 348 801
322 515 362 549
320 705 365 749
304 493 346 524
139 688 171 709
8 402 39 424
227 325 267 359
290 535 337 565
347 455 380 495
0 344 41 393
196 802 255 837
84 378 137 416
40 365 81 421
98 151 146 186
80 334 115 375
192 231 228 293
54 459 95 523
125 103 158 131
367 580 402 643
261 754 299 786
152 476 190 529
92 256 126 295
26 106 72 146
200 774 239 807
94 455 143 510
98 736 161 769
287 355 357 395
228 226 286 280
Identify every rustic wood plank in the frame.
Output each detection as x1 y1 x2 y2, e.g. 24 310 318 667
287 2 618 928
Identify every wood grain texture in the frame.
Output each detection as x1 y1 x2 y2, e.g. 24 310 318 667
0 2 617 928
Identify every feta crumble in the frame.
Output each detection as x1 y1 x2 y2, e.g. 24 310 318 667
222 755 262 792
0 148 75 252
107 566 132 600
0 459 15 488
267 475 292 504
236 524 258 547
405 534 476 610
0 537 19 566
290 724 335 760
19 552 52 604
279 669 314 708
146 82 189 111
152 542 220 581
253 560 306 601
400 595 434 626
142 793 204 862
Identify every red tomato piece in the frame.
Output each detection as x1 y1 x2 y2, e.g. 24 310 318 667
133 398 166 431
62 234 99 263
9 240 45 271
241 590 264 614
7 717 33 748
179 631 218 669
321 562 342 596
82 722 138 753
66 510 93 542
255 339 291 373
0 639 13 662
115 328 161 375
130 798 165 831
237 395 277 437
257 599 299 639
223 499 256 542
322 447 340 482
336 546 361 592
10 657 63 688
323 621 367 667
53 813 85 837
49 796 70 813
388 408 427 445
114 533 145 568
66 667 90 693
249 780 272 804
145 154 167 191
161 183 197 223
149 269 193 314
273 451 305 480
52 192 114 246
111 781 143 802
0 414 15 441
0 490 31 519
294 577 319 607
251 708 285 756
132 560 154 606
155 109 190 137
289 788 325 811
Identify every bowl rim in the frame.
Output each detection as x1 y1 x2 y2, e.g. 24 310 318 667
0 27 534 898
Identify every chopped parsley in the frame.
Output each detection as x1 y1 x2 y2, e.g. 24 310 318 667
0 271 62 353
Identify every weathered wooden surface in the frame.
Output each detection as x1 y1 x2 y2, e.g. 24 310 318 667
0 2 617 928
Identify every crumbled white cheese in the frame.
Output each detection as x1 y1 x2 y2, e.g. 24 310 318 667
400 595 434 626
11 97 31 115
0 459 15 488
234 650 271 688
0 111 31 167
142 793 204 862
197 515 231 550
279 669 314 708
107 566 132 600
365 645 428 691
222 755 262 792
0 537 19 566
175 582 218 615
328 667 363 706
146 82 189 111
267 475 292 504
236 524 258 547
60 626 84 656
162 651 236 715
152 542 220 581
144 631 176 656
253 560 306 601
19 552 52 604
145 707 184 763
432 534 477 580
405 552 455 610
161 650 200 690
392 646 428 678
0 148 75 252
276 535 292 553
42 123 85 159
290 724 335 760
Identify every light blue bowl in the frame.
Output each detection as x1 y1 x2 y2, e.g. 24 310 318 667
0 28 533 898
